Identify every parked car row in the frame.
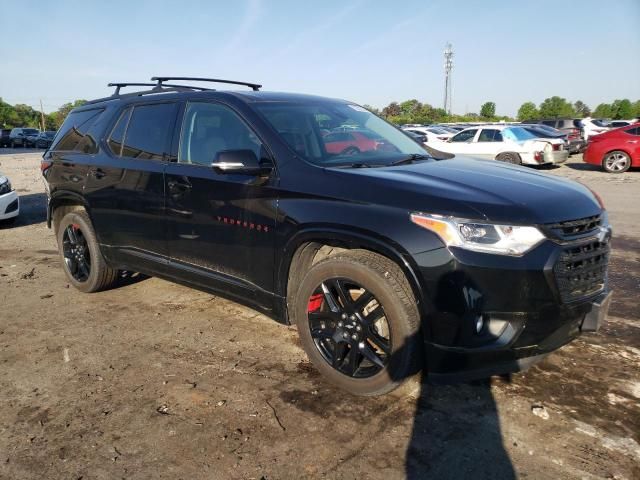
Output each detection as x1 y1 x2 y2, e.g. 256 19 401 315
0 128 56 148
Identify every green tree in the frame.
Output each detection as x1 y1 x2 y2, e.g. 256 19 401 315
479 102 496 118
539 96 575 118
632 100 640 118
593 103 613 118
381 102 401 118
610 99 632 119
399 99 422 117
573 100 591 117
517 102 539 121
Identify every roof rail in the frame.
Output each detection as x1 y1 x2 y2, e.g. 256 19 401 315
107 82 213 96
151 76 262 91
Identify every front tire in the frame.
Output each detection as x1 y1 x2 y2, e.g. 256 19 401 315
56 210 118 293
602 150 631 173
293 250 421 396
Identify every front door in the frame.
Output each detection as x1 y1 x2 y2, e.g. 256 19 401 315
164 101 278 300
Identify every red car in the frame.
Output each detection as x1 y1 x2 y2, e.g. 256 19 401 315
583 123 640 173
324 131 381 155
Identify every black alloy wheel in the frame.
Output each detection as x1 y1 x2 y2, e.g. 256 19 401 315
307 278 391 378
62 223 91 282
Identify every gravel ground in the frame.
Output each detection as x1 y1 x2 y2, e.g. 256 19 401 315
0 150 638 479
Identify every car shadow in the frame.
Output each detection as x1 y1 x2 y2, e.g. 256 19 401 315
390 335 516 479
564 162 601 171
0 192 47 228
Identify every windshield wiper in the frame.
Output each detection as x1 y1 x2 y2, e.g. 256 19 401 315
333 162 373 168
390 153 432 166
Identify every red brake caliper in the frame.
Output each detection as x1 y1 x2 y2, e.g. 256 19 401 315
307 294 324 313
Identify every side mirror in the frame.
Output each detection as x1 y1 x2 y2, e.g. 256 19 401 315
211 149 273 175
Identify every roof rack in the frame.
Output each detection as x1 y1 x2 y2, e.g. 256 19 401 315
107 82 213 95
151 76 262 91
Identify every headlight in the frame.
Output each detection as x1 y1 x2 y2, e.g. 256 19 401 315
0 177 11 195
410 213 546 256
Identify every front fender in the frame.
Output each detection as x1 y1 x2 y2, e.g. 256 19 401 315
276 226 436 321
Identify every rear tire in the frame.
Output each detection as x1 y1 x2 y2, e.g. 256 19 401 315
292 249 421 396
56 210 118 293
602 150 631 173
495 152 521 165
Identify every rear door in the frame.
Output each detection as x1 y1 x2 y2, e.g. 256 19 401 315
625 126 640 163
473 128 504 158
84 101 178 268
164 100 279 299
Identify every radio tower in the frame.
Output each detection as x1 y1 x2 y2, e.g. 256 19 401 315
443 43 454 115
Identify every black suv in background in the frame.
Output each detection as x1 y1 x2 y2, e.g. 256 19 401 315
43 77 612 396
9 127 39 147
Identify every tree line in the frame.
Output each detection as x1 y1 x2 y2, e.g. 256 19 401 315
516 97 640 121
0 98 87 130
367 97 640 125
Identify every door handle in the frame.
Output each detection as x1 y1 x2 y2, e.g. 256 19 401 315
627 140 638 144
167 179 192 193
90 168 106 179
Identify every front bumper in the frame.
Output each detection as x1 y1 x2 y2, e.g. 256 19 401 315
411 236 611 381
0 190 19 220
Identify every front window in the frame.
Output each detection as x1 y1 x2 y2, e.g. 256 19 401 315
254 101 426 166
450 129 477 142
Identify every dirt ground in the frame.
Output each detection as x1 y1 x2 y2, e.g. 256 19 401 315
0 150 638 480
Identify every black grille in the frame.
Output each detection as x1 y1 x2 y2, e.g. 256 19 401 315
547 215 601 238
5 199 18 214
554 239 609 302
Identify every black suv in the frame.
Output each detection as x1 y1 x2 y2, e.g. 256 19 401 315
43 77 612 396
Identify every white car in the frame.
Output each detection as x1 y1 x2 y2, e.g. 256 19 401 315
0 174 19 223
434 125 568 166
402 126 453 142
580 117 610 140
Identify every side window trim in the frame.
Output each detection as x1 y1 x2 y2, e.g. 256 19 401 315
107 107 132 157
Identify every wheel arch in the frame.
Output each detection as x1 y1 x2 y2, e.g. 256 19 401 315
278 227 430 325
47 190 90 229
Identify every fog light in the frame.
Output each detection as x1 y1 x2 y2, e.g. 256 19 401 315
475 315 484 334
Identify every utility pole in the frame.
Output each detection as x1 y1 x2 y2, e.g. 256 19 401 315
443 43 454 115
39 99 45 131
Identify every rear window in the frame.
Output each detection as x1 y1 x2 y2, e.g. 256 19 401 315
119 103 177 160
51 109 104 153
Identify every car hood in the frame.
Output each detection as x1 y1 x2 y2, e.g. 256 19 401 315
327 157 602 224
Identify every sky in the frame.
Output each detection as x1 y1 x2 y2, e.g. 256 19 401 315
1 0 639 117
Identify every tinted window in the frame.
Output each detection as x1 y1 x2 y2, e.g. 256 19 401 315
107 107 131 156
478 129 502 142
121 103 177 160
51 109 104 153
625 127 639 136
450 129 477 142
178 102 263 166
541 120 556 127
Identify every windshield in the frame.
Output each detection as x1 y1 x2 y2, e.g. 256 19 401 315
24 129 39 135
254 101 428 166
503 126 538 142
